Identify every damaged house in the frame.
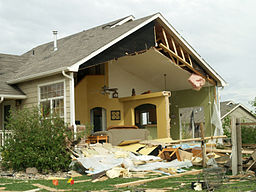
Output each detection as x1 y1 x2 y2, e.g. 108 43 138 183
0 13 226 146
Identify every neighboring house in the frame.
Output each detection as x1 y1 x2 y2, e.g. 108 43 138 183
220 101 256 124
0 13 226 145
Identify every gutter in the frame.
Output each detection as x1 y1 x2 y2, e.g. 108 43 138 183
0 95 27 99
62 71 77 138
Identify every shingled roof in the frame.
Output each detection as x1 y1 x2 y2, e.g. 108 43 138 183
1 13 226 90
0 53 27 97
8 14 155 83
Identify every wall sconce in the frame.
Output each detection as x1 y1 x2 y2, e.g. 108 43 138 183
112 90 118 98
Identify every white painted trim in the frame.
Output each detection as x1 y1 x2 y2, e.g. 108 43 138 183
110 15 135 28
37 80 66 122
68 13 161 72
7 67 67 84
0 95 27 99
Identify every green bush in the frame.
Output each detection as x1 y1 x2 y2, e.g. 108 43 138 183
241 126 256 144
1 107 72 173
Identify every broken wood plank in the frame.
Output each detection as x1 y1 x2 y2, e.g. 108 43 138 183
32 184 71 192
206 148 254 154
115 169 202 188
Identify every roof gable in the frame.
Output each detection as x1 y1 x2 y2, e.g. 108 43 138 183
5 13 226 87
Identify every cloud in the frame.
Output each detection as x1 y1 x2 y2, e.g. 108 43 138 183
0 0 255 108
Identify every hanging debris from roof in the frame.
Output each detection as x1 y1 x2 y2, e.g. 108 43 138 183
188 73 206 91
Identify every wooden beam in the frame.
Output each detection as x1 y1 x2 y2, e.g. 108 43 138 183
200 123 206 168
171 37 177 54
206 148 254 155
187 53 193 66
162 28 169 49
240 123 256 126
159 43 216 85
231 117 238 176
114 169 202 188
236 118 242 173
179 46 185 60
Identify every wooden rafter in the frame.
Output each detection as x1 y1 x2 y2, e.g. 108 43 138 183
171 37 177 54
179 46 185 60
159 43 216 85
187 53 193 66
162 28 169 49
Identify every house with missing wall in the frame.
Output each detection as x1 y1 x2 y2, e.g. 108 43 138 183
0 13 226 145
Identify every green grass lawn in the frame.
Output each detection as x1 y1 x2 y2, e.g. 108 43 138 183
0 172 256 191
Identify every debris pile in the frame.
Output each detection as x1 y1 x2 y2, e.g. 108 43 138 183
70 142 194 180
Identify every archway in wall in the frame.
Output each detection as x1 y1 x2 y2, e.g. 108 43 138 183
134 104 157 139
90 107 107 132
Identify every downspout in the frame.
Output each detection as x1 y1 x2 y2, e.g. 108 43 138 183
62 71 76 138
0 96 4 104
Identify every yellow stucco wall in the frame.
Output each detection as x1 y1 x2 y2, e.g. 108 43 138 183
75 75 170 138
120 92 170 138
75 75 124 126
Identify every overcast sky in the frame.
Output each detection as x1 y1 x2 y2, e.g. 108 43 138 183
0 0 255 110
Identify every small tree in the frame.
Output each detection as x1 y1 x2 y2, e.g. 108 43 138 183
251 97 256 115
222 116 231 139
1 107 72 173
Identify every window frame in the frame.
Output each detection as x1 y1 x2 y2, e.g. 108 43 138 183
38 80 66 122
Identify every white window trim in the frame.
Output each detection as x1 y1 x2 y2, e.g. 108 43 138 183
37 80 66 123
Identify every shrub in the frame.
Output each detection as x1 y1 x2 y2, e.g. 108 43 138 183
1 107 72 173
241 126 256 144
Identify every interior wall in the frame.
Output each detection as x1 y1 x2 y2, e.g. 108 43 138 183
108 60 160 97
75 75 124 127
170 86 215 139
122 94 170 138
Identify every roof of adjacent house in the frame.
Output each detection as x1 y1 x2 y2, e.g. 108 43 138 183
0 53 28 98
0 13 227 97
220 101 256 120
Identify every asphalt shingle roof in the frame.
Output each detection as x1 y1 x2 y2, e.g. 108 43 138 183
11 14 155 81
0 53 28 96
220 101 239 118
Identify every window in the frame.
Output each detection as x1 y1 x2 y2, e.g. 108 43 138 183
39 82 64 118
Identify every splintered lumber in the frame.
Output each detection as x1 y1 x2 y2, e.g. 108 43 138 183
114 169 202 188
32 184 71 191
168 136 227 144
206 148 254 155
159 43 216 85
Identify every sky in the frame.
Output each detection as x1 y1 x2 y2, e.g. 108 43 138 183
0 0 255 110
